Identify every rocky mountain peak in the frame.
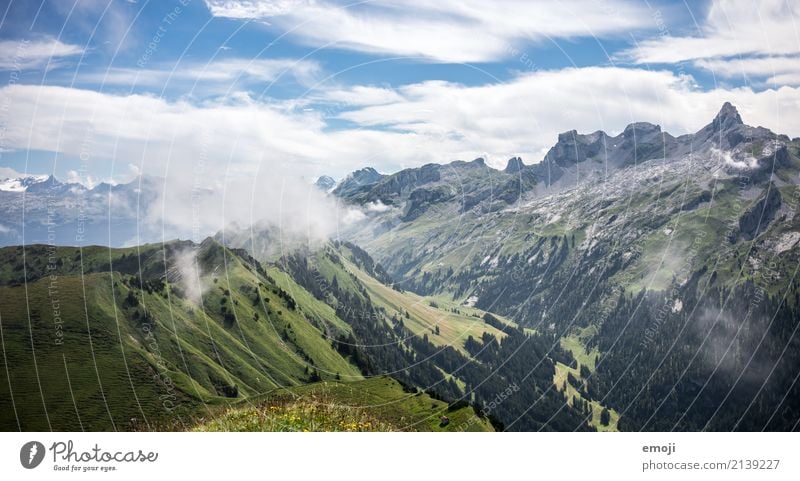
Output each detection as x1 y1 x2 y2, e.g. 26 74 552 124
712 102 744 132
352 167 381 179
25 174 64 193
332 167 385 197
314 175 336 191
557 129 579 143
340 167 383 187
504 156 524 173
622 122 661 138
545 129 607 168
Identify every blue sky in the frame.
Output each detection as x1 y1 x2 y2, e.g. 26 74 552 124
0 0 799 187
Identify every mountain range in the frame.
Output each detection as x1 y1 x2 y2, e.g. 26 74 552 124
0 174 162 247
2 103 799 431
318 102 800 430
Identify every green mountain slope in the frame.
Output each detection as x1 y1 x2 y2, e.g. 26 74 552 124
1 238 516 431
0 240 361 431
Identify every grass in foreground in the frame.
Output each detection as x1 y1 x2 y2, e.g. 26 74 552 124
194 398 395 432
194 377 494 432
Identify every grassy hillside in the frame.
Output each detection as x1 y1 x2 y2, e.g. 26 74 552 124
0 240 361 431
0 239 508 431
194 376 493 432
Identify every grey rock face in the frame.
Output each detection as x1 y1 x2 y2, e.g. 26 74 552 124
544 130 609 167
402 186 453 221
737 183 782 241
504 156 525 173
372 163 441 201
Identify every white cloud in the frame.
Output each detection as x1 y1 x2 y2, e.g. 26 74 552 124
65 169 104 188
627 0 800 63
174 249 207 304
767 72 800 86
711 146 758 170
80 58 322 90
0 83 398 240
695 56 800 86
0 38 84 71
204 0 653 63
205 0 308 18
314 85 405 107
366 200 393 213
625 0 800 88
694 56 800 78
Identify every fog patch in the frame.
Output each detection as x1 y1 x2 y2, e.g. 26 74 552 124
692 306 772 384
147 166 362 247
366 200 392 213
711 147 758 171
173 249 206 304
341 207 366 224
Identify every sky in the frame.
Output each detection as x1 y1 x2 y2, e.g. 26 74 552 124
0 0 799 188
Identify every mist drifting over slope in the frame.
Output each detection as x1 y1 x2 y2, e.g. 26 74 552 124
145 164 362 247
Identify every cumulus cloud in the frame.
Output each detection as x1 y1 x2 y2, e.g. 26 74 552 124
204 0 653 63
332 67 800 167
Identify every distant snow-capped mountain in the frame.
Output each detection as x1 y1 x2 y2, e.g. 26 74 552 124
0 174 162 247
0 174 50 192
